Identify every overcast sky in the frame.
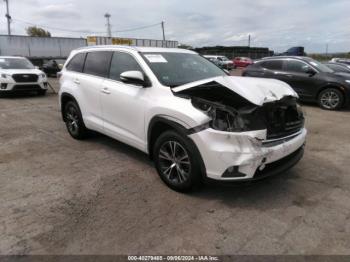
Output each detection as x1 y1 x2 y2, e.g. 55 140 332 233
1 0 349 53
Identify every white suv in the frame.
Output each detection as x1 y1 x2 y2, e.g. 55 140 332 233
59 46 307 192
0 56 48 95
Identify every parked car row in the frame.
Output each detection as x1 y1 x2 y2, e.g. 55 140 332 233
203 55 253 70
203 55 234 70
242 56 350 110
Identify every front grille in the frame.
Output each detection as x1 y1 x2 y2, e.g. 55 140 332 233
12 74 38 83
13 85 41 91
263 98 304 140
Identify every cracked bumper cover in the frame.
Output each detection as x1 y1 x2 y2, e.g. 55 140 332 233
189 128 307 181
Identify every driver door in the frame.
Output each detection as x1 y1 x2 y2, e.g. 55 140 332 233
100 51 148 151
282 59 320 99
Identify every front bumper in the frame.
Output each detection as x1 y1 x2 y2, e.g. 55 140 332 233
0 80 48 92
189 128 307 181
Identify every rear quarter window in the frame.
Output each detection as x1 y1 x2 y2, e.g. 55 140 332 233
261 60 283 70
66 53 86 73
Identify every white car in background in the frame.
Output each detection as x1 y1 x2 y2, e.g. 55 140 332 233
203 55 234 69
59 46 306 192
330 58 350 65
0 56 48 95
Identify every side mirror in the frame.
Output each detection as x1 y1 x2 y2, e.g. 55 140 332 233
120 71 147 87
304 67 316 76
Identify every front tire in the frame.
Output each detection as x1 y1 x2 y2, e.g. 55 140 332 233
318 88 344 110
63 101 89 140
153 130 202 192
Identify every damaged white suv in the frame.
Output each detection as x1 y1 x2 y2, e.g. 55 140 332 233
59 46 306 192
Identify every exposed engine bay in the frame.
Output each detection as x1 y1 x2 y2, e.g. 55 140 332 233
174 81 304 139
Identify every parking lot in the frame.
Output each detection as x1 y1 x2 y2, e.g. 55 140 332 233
1 73 350 255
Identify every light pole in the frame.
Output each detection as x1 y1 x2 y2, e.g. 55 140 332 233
4 0 11 35
161 21 165 41
104 13 112 38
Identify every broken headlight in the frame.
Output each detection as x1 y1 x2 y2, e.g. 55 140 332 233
192 98 248 132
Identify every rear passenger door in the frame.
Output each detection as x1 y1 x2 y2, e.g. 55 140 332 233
259 60 285 79
100 51 148 151
79 51 112 130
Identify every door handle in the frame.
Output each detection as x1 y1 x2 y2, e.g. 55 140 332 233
101 87 111 94
74 79 80 84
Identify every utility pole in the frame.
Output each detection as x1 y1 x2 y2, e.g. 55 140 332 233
104 13 112 38
248 34 251 58
4 0 11 35
326 43 329 56
161 21 166 41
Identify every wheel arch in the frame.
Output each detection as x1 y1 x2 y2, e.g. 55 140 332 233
60 92 79 121
147 116 189 159
147 115 207 180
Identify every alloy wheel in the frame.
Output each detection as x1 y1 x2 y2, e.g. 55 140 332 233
320 91 340 109
65 106 80 135
158 141 191 184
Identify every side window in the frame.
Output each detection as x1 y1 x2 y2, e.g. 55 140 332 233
261 60 283 70
286 60 308 73
109 52 143 81
83 51 112 77
66 53 86 72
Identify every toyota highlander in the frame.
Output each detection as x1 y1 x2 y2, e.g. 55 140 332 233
59 46 306 192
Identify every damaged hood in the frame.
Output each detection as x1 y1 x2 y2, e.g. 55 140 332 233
172 76 298 106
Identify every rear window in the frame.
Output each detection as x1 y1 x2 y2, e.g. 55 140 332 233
66 53 86 72
261 60 283 70
83 51 112 77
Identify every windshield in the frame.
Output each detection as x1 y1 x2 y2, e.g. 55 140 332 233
0 58 35 69
306 58 333 73
141 52 226 87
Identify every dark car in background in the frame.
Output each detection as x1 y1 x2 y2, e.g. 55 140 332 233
42 59 66 77
242 56 350 110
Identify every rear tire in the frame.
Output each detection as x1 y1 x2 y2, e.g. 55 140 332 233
153 130 202 192
318 88 344 110
63 101 89 140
